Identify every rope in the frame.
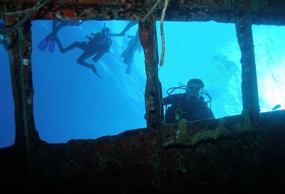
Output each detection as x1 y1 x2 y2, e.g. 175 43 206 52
141 0 162 23
159 0 169 66
141 0 170 66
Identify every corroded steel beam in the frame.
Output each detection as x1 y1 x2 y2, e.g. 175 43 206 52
1 0 285 24
235 13 260 120
4 17 40 146
4 16 40 193
1 110 285 193
139 20 164 129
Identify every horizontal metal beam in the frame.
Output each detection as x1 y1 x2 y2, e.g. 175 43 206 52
1 0 285 25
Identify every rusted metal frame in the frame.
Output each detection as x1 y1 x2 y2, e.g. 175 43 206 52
235 12 260 121
1 0 285 25
0 0 140 5
3 9 39 191
139 21 164 130
0 0 145 20
4 15 39 147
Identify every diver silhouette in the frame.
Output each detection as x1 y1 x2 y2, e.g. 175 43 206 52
54 27 112 77
164 79 214 124
37 20 84 53
110 21 140 74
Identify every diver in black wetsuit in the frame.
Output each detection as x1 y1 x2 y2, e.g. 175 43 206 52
54 27 112 77
164 79 214 124
110 21 140 74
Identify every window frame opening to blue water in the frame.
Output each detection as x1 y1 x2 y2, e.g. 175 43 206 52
2 18 285 147
32 20 147 144
253 24 285 113
157 21 243 123
0 19 16 148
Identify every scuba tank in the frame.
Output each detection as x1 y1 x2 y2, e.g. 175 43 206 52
166 85 212 108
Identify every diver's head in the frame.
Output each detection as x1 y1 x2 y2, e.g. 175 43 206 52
102 27 110 34
186 78 204 99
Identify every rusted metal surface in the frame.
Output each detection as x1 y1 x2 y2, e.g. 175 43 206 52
1 0 285 193
1 111 285 193
3 16 40 194
139 21 164 129
1 0 285 24
4 16 40 146
235 13 260 120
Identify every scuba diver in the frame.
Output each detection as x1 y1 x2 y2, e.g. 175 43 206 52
110 21 140 74
163 78 214 124
37 20 84 53
54 26 112 77
121 30 140 74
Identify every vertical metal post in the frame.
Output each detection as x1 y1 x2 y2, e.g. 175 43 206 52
4 9 39 191
139 21 164 130
4 16 39 147
235 12 260 120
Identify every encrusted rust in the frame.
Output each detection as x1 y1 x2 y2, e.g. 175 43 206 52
235 12 260 121
1 0 285 193
1 0 285 24
1 111 285 193
4 17 40 146
139 21 164 129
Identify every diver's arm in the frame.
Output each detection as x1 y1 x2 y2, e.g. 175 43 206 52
109 21 137 36
120 21 137 35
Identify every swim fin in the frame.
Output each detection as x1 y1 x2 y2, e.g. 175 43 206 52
48 39 56 53
37 37 50 51
90 64 102 78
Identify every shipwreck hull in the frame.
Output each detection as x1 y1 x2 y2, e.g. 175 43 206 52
1 110 285 194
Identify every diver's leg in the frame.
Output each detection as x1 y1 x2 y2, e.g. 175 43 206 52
62 42 84 52
55 37 86 53
121 21 137 35
77 52 101 77
92 51 107 63
92 52 105 63
109 21 137 36
52 20 61 34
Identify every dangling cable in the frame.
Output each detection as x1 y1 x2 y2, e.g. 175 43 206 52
167 85 186 96
201 89 213 109
141 0 170 66
141 0 162 23
159 0 170 66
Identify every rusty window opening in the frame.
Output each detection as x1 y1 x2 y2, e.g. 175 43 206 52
31 20 147 143
158 21 243 122
253 24 285 112
1 0 281 145
0 23 15 148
